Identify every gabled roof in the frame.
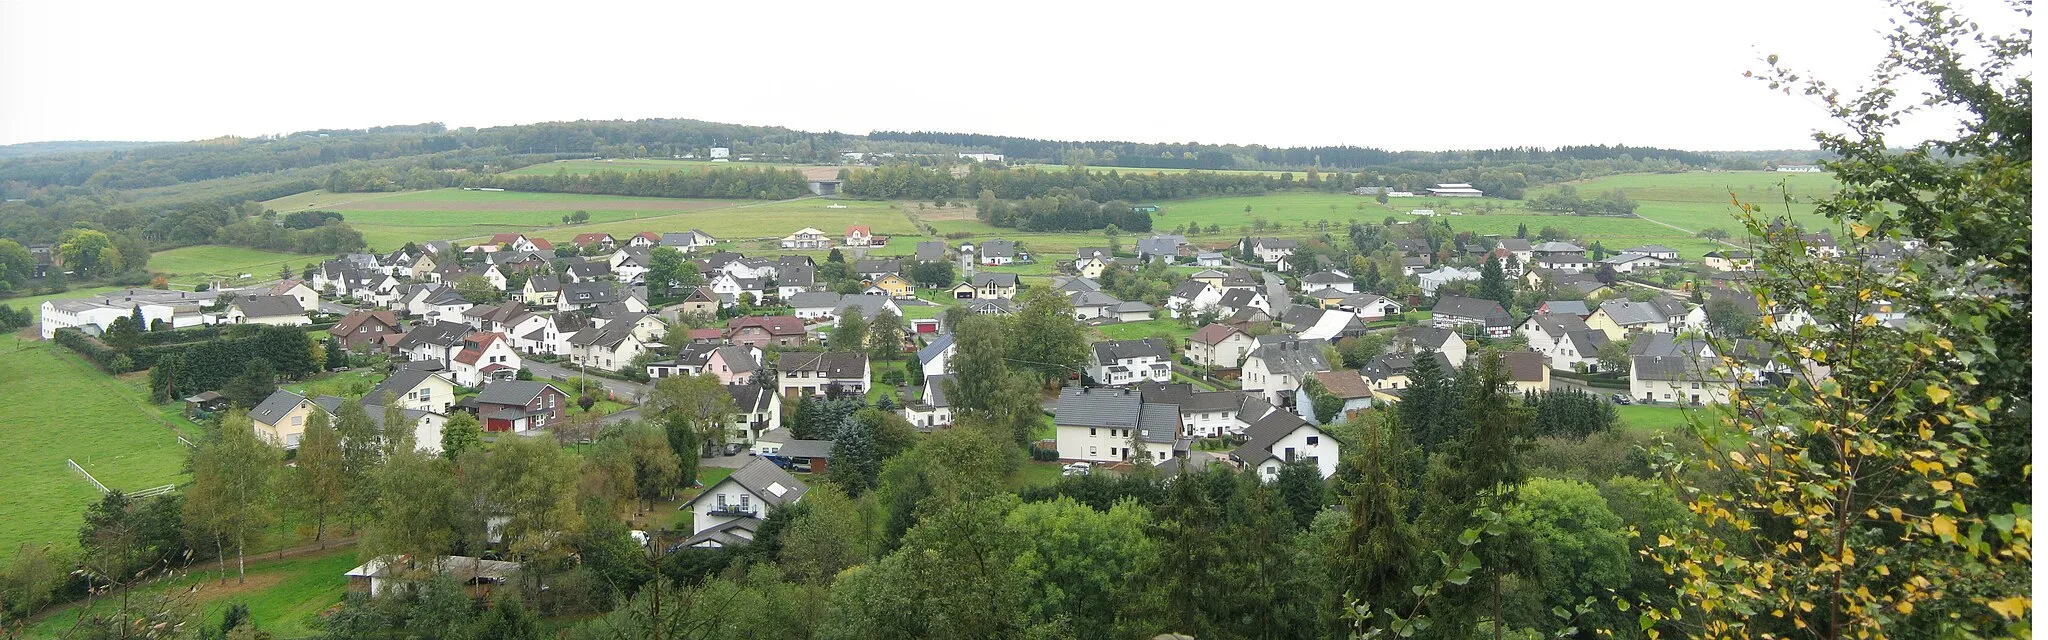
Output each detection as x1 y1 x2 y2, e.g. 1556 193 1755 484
915 241 947 262
1394 325 1458 351
1068 291 1122 309
1188 323 1246 345
1092 338 1170 363
727 383 772 414
1499 351 1547 382
1597 300 1672 326
474 380 563 406
234 295 305 319
1231 411 1321 465
833 295 893 321
525 275 561 292
922 374 954 407
1524 312 1590 337
788 291 843 309
1310 371 1374 399
721 458 809 507
1432 295 1506 320
1532 241 1585 253
560 281 621 304
916 333 954 364
1247 340 1331 377
1053 387 1143 427
1632 355 1738 383
1623 244 1679 255
852 259 900 274
453 332 509 364
1217 289 1262 309
1362 351 1457 379
1245 237 1300 250
1170 280 1213 299
250 389 308 426
1057 277 1101 292
1301 270 1351 285
332 310 400 335
1561 329 1611 354
980 239 1017 257
1136 403 1179 444
780 352 868 378
1499 238 1533 251
394 321 471 351
1539 300 1589 316
968 272 1019 287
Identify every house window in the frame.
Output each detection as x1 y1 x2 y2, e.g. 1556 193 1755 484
1090 446 1098 456
1307 436 1319 446
291 416 303 426
1089 428 1097 436
739 495 751 510
716 494 727 509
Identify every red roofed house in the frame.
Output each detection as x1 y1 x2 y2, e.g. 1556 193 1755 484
686 328 724 344
474 233 548 253
728 316 808 348
844 226 880 247
332 310 403 352
571 233 617 251
475 381 568 433
450 332 521 387
627 232 661 248
1187 323 1256 369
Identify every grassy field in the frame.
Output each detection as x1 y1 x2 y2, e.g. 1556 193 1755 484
1094 319 1195 345
0 338 192 560
1018 164 1323 178
500 158 857 180
22 545 361 639
147 245 321 283
1616 404 1703 433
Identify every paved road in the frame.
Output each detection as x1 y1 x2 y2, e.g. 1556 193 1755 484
601 407 641 426
526 361 651 402
1261 270 1292 317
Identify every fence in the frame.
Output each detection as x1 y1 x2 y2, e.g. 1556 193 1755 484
67 459 109 494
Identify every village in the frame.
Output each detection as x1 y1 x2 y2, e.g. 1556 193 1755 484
32 195 1907 567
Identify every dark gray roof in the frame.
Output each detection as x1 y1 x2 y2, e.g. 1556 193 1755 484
1499 238 1533 251
666 343 719 368
1069 291 1122 308
1248 340 1331 377
788 291 843 309
969 272 1019 287
833 295 892 320
1598 300 1671 326
1057 277 1101 292
1301 271 1351 285
560 281 621 305
915 241 946 262
712 346 759 374
1394 325 1457 351
567 261 611 278
250 389 307 426
1247 237 1300 250
395 321 470 351
1561 329 1611 354
313 395 432 427
916 333 954 364
727 383 772 413
365 368 446 407
1363 351 1457 379
526 275 560 292
1137 403 1179 444
967 299 1017 315
722 458 809 507
1231 411 1319 465
778 439 834 460
922 374 954 407
1218 289 1261 309
1053 387 1143 427
780 352 868 378
568 323 636 349
980 239 1017 258
474 381 561 406
235 295 304 319
1525 312 1590 337
1136 235 1184 257
681 518 761 548
1632 355 1738 383
1541 300 1589 316
853 259 900 275
1092 338 1170 363
1170 280 1212 299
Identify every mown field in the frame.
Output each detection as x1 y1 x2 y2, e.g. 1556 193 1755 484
147 245 321 283
0 338 193 561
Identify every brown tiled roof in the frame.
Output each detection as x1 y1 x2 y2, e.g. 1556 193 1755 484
1499 351 1547 382
728 315 806 336
1311 371 1374 399
332 310 399 335
1188 323 1246 345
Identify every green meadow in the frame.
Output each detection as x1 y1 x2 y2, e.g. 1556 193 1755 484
147 245 322 283
0 339 193 560
499 158 852 177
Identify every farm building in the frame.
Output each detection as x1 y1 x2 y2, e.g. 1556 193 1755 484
1426 183 1484 197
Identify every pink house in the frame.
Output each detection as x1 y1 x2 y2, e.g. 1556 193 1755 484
705 346 763 386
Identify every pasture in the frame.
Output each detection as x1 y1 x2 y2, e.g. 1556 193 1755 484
262 189 736 250
1017 163 1324 178
0 338 192 560
147 245 320 282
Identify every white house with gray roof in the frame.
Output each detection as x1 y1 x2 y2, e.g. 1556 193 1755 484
1239 339 1333 409
1231 410 1340 480
685 458 808 548
1052 387 1181 464
1088 338 1173 386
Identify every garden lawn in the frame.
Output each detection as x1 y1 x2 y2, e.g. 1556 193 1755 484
1008 461 1065 490
1616 404 1701 433
1094 319 1195 344
0 339 191 560
21 545 361 639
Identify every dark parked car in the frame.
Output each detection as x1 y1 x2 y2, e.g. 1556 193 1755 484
724 443 745 456
1609 393 1633 405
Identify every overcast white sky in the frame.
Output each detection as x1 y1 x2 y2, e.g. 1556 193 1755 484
0 0 2022 150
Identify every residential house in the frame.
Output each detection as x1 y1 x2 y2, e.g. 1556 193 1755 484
1133 382 1275 439
449 332 520 387
661 288 720 320
1430 295 1513 339
1135 235 1187 263
724 384 782 445
564 259 612 283
609 248 653 283
1052 387 1180 464
1500 351 1551 395
789 292 846 321
249 389 319 449
728 316 807 348
1186 323 1255 369
852 259 900 282
226 295 310 326
902 375 955 430
965 298 1018 316
1166 281 1223 318
1088 339 1173 386
365 367 457 414
1338 293 1403 322
1107 300 1155 322
332 310 403 352
1630 355 1737 406
346 556 521 599
1587 297 1689 340
661 230 718 252
1519 312 1612 371
1537 300 1591 318
1194 252 1226 267
312 395 444 456
951 272 1019 300
979 239 1018 265
709 273 769 305
779 227 830 249
474 381 568 432
844 226 879 247
777 352 870 398
1239 339 1332 408
1498 238 1535 264
1307 288 1350 309
867 274 914 299
1417 266 1481 295
1361 351 1458 395
832 295 899 325
558 281 629 313
1392 325 1468 367
914 241 948 263
1599 253 1663 274
1702 250 1757 272
1215 288 1270 318
916 333 955 378
1426 182 1484 197
1296 371 1374 425
1300 270 1355 294
1621 244 1680 261
571 233 617 252
626 232 661 248
566 320 651 374
264 280 320 312
1231 411 1340 480
1283 307 1368 342
522 276 562 307
684 459 808 548
394 321 473 366
1240 237 1300 266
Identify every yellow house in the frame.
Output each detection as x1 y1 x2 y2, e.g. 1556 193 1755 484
1310 289 1349 308
869 274 915 299
249 389 319 449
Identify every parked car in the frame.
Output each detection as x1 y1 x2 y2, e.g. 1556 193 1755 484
724 443 744 456
1061 462 1093 477
1609 393 1633 405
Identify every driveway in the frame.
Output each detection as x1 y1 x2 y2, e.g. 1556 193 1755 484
318 300 354 315
526 361 651 403
698 451 754 469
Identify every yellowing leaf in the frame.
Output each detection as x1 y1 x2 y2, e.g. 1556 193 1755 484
1931 480 1953 493
1987 596 2029 620
1931 514 1959 540
1850 222 1872 238
1896 600 1914 614
1926 386 1952 405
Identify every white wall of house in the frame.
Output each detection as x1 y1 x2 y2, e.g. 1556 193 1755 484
1247 425 1341 480
1055 425 1172 463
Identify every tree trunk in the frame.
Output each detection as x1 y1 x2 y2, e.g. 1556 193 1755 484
216 536 227 584
236 533 247 584
315 505 326 545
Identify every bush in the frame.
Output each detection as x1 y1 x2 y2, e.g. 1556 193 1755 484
1028 445 1060 462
